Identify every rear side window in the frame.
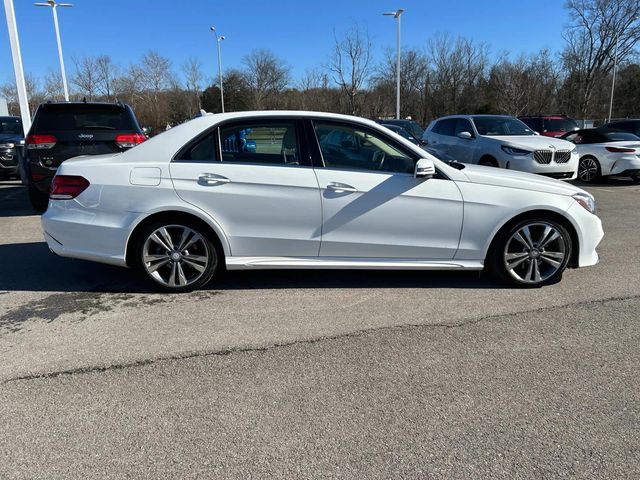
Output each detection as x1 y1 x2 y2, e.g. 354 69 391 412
602 131 640 142
34 105 136 132
177 131 219 162
219 122 301 166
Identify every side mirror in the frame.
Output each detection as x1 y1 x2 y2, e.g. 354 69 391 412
142 126 152 136
534 131 540 136
415 158 436 179
457 131 473 140
420 139 428 145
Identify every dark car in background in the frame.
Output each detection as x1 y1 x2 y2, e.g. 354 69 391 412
0 116 25 179
602 119 640 137
381 123 423 146
519 115 579 138
25 102 146 211
375 119 424 140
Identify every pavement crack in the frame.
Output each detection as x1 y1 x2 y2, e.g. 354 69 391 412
4 293 639 384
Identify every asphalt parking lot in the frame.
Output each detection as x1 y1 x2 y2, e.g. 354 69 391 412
1 178 639 479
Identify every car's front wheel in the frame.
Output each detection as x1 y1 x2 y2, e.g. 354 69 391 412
486 218 572 287
135 221 220 292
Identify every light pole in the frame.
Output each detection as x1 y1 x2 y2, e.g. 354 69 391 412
3 0 31 133
34 0 72 101
383 8 404 119
210 26 225 113
607 32 619 124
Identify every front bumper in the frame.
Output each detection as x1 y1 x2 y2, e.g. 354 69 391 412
566 201 604 268
502 152 578 181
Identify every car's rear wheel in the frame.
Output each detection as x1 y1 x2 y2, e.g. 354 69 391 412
578 156 601 183
135 222 219 292
28 183 49 212
486 218 572 287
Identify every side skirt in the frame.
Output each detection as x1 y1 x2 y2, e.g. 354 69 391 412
226 257 484 271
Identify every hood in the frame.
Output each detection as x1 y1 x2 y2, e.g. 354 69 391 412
459 163 587 197
488 135 575 151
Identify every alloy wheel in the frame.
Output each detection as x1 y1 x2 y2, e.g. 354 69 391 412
503 222 566 285
142 225 210 288
578 157 599 182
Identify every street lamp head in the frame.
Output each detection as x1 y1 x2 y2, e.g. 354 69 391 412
219 35 226 41
383 9 404 17
210 26 216 32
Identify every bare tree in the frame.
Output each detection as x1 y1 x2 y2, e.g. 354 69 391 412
329 24 372 115
182 57 204 113
95 55 119 100
0 73 40 113
43 69 65 100
562 0 640 116
242 49 290 109
72 55 99 100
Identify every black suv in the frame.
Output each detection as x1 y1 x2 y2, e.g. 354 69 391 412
0 116 25 180
601 119 640 137
25 102 146 211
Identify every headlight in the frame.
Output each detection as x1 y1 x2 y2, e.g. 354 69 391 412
0 143 15 149
573 193 596 214
501 145 531 156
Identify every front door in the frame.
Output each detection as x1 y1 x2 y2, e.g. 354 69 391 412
311 120 464 259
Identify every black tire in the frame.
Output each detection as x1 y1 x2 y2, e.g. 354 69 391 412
631 174 640 184
578 156 601 183
134 220 220 293
28 183 49 212
485 217 572 288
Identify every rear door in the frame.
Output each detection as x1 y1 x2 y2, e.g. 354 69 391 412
170 118 322 257
28 104 141 169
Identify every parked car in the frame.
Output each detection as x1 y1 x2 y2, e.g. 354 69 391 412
41 111 603 292
423 115 579 180
519 115 579 138
375 119 424 140
601 119 640 137
0 116 25 180
381 123 423 146
560 128 640 183
25 101 146 211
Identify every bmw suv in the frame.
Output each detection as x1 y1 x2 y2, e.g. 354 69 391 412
26 102 146 211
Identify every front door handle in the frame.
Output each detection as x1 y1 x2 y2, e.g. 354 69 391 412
327 182 357 193
198 173 230 185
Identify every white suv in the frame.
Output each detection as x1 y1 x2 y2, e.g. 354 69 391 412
423 115 579 180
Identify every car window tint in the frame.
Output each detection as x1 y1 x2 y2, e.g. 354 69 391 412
314 122 416 174
178 131 219 161
35 105 135 131
455 119 473 136
219 122 300 166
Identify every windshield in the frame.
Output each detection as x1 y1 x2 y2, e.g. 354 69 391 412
545 118 578 132
383 125 419 144
603 131 640 142
472 117 534 136
0 118 22 135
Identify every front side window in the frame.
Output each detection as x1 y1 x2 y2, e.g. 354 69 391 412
219 122 300 166
314 122 416 174
454 119 474 136
472 117 534 136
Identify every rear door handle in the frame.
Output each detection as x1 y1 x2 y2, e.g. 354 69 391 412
198 173 230 185
327 182 357 193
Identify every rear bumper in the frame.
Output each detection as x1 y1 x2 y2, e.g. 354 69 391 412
42 200 135 267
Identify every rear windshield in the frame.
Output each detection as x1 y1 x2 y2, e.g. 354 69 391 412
0 118 22 135
544 118 578 132
35 105 136 132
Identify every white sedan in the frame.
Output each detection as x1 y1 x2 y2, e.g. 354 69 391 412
42 111 603 292
560 129 640 183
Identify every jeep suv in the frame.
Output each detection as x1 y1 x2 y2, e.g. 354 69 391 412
26 102 145 211
0 116 24 180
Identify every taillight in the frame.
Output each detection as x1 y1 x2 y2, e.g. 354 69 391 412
606 146 635 153
115 133 146 148
26 134 57 149
50 175 90 200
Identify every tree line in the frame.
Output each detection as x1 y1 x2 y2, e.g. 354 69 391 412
2 0 639 133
